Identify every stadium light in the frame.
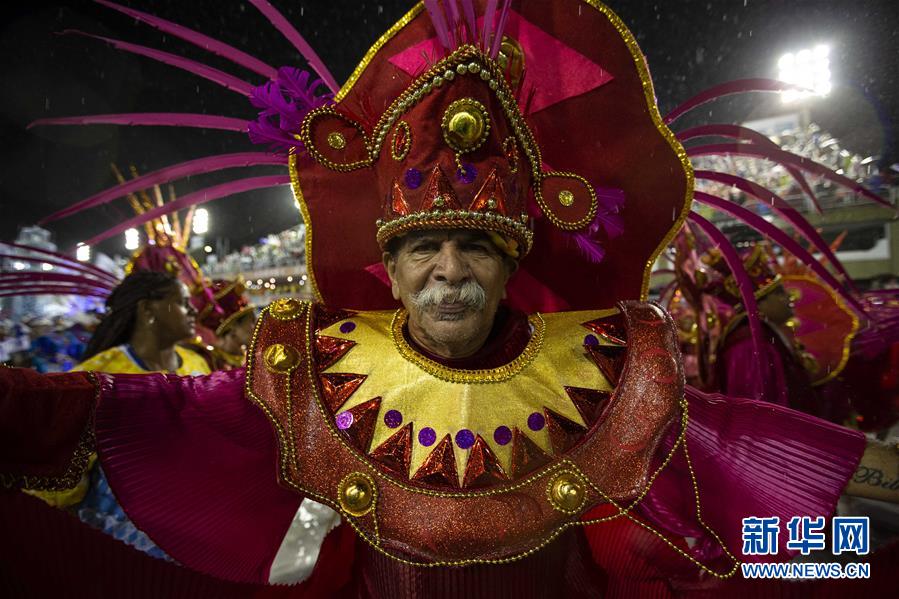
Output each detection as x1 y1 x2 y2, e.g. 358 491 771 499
125 228 140 250
76 243 91 262
193 208 209 235
778 44 831 103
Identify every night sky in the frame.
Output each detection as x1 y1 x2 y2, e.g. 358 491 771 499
1 0 896 256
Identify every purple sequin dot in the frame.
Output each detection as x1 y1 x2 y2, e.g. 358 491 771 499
384 409 403 429
493 425 512 446
455 429 475 450
339 321 356 334
404 168 423 189
456 163 477 184
584 334 599 347
335 411 353 430
418 427 437 447
527 412 546 432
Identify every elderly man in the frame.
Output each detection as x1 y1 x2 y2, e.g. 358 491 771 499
1 1 897 597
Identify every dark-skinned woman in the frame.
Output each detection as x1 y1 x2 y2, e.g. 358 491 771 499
26 271 210 558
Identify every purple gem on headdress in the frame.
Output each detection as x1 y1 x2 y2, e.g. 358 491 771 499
527 412 546 432
455 429 475 449
339 321 356 334
456 163 477 184
336 411 353 430
493 425 512 446
418 427 437 447
584 334 599 347
384 409 403 428
404 168 423 189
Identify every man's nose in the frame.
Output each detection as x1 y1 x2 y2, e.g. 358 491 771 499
432 244 469 284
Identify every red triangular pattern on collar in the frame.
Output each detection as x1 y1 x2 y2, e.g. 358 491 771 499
411 434 459 489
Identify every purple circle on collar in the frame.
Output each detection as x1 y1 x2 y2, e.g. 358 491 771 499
339 321 356 334
527 412 546 432
384 409 403 428
456 163 477 184
336 411 353 430
418 427 437 447
404 168 423 189
493 425 512 446
584 334 599 347
455 429 475 449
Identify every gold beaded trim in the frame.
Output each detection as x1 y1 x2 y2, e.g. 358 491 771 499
389 309 544 384
0 371 99 492
287 152 323 302
376 209 533 253
390 121 412 161
536 171 598 230
502 136 519 174
299 107 374 172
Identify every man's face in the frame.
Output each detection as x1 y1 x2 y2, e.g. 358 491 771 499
384 229 514 358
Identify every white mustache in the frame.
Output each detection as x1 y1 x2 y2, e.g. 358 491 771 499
410 280 487 313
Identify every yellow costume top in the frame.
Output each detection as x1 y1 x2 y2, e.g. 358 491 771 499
74 344 211 376
29 344 210 506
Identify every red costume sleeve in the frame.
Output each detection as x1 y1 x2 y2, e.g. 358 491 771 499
92 368 305 584
0 367 97 490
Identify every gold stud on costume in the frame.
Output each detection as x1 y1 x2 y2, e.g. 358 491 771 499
338 472 376 517
327 131 347 149
269 297 303 320
547 471 586 514
442 98 490 152
263 343 300 373
558 190 575 207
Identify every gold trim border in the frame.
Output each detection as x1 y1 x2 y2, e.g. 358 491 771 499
288 152 323 302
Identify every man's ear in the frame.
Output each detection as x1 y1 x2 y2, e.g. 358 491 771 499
501 258 518 300
382 252 401 300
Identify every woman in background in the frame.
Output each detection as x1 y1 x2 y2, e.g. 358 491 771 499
78 270 209 375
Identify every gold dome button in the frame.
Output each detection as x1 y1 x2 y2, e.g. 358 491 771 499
270 297 302 320
327 131 347 150
558 190 575 207
263 343 300 374
442 98 490 152
548 471 586 513
338 472 376 517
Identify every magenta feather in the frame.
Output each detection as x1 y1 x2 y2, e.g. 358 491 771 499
460 0 478 45
61 30 255 97
687 143 893 209
0 255 116 287
93 0 278 80
247 0 339 93
28 113 249 132
490 0 513 58
0 242 118 283
680 123 822 213
0 288 111 299
0 272 115 289
665 79 805 125
424 0 453 51
40 153 284 225
693 170 856 291
481 0 498 52
692 192 866 315
687 212 769 401
79 175 291 248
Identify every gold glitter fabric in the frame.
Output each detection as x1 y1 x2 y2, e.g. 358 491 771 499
246 299 683 564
